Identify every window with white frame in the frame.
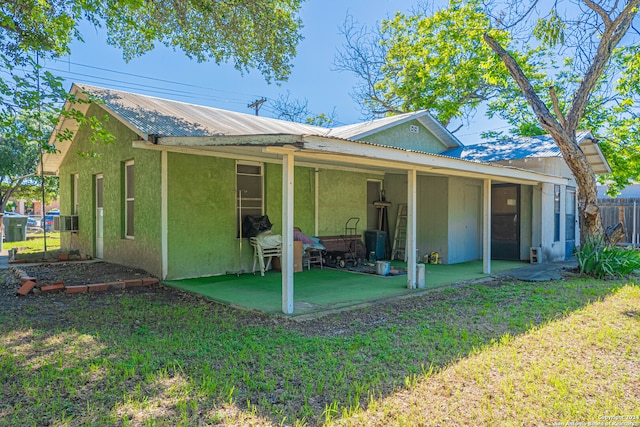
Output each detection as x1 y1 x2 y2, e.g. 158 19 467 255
236 162 263 237
566 187 576 242
72 173 79 215
554 185 561 242
124 160 135 238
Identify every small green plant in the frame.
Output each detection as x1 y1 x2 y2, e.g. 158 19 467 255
576 237 640 278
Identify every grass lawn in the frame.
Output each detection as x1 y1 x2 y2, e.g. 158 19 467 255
2 232 61 253
0 274 638 426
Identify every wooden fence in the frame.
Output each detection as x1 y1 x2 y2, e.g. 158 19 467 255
598 198 640 245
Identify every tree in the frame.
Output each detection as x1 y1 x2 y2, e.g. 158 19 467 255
1 0 304 83
1 0 305 157
0 131 58 217
1 0 305 228
337 0 640 244
482 0 640 243
271 91 338 126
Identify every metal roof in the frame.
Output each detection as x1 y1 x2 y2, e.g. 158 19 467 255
75 84 329 138
75 84 464 149
40 84 571 185
442 131 611 174
327 111 463 149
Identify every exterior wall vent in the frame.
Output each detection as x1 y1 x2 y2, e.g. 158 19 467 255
409 125 419 134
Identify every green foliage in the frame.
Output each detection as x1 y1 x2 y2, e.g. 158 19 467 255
533 10 566 47
1 0 303 83
486 46 640 194
576 237 640 278
0 55 62 211
375 0 513 126
338 1 640 195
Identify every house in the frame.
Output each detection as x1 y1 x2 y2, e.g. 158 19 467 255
41 84 610 313
443 132 611 261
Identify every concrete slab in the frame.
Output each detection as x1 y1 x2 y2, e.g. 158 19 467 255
493 260 578 282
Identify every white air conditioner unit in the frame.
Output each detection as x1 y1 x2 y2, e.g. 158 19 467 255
54 215 79 232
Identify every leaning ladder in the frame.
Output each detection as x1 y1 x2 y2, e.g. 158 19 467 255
391 203 407 261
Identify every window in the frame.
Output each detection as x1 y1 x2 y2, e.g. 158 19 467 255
124 160 134 238
566 187 576 242
236 162 263 237
72 174 79 215
554 185 561 242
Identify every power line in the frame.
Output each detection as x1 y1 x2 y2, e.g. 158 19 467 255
50 58 263 98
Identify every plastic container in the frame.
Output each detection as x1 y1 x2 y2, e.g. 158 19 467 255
364 230 387 260
376 260 390 276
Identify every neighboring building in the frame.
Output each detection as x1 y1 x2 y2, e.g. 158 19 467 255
41 84 610 313
8 199 59 217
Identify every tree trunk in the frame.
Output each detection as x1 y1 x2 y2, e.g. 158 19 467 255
483 33 605 244
483 1 640 247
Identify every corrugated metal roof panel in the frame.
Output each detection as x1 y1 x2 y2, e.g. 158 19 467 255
442 132 593 161
77 84 328 137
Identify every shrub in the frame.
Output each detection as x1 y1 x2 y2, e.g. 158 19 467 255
576 237 640 278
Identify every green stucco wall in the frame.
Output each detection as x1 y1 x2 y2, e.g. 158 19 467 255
61 121 384 279
359 119 447 154
166 153 238 279
317 169 374 236
58 104 162 276
265 164 316 235
165 157 374 278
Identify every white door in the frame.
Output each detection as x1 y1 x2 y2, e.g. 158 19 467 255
95 174 104 259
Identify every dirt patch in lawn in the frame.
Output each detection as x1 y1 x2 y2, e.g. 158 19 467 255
15 261 150 287
2 260 514 337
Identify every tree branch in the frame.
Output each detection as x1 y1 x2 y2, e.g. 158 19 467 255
565 0 640 130
583 0 612 26
548 86 566 127
483 33 572 141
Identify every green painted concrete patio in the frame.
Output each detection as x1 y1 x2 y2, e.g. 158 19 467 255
164 260 526 316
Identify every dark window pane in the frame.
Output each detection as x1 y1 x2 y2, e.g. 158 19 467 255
126 163 135 198
96 177 103 208
126 200 134 237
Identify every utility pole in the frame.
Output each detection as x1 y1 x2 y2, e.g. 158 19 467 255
248 97 266 116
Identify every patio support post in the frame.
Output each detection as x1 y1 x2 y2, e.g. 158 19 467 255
314 168 319 236
282 152 295 314
407 168 417 289
483 179 492 274
161 150 168 280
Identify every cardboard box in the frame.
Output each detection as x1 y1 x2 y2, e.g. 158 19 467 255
294 240 303 272
271 241 303 272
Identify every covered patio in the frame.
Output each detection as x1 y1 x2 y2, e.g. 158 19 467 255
163 260 524 316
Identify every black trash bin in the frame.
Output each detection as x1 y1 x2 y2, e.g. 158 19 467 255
364 230 387 261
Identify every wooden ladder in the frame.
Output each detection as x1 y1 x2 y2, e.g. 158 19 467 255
391 203 407 261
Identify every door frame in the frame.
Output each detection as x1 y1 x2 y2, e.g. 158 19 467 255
491 183 521 260
95 174 104 259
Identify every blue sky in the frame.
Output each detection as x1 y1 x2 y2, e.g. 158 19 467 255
45 0 499 142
